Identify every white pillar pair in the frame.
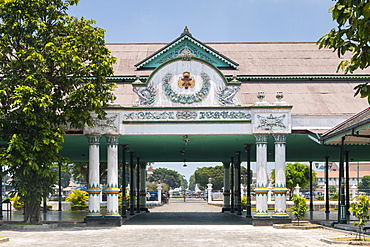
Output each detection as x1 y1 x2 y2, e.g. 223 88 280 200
86 135 120 218
254 134 288 218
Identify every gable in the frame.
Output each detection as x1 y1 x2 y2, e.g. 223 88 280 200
135 28 239 70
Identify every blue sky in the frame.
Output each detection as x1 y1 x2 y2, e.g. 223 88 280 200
68 0 336 43
68 0 335 182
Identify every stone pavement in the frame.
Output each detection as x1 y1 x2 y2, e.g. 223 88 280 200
0 198 358 247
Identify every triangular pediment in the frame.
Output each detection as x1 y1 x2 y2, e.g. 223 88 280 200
135 27 239 70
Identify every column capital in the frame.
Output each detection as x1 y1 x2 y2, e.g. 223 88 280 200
254 134 269 144
105 135 120 145
272 134 288 144
86 135 101 145
223 162 230 168
139 162 147 169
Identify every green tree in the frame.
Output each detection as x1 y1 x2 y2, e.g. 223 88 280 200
0 0 116 223
148 168 185 189
188 174 196 191
358 175 370 194
194 166 224 190
291 194 308 226
349 195 370 241
271 163 315 196
317 1 370 103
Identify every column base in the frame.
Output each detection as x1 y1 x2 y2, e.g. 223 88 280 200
86 213 103 218
105 214 122 218
252 217 291 226
253 213 270 218
222 207 231 213
272 213 290 218
140 207 149 213
84 217 122 226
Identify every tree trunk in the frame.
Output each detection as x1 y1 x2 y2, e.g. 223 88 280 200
24 200 41 224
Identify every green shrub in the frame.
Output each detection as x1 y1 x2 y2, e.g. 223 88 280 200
241 196 247 209
65 189 88 211
118 189 130 210
291 194 308 225
349 195 370 241
330 193 338 200
10 194 24 210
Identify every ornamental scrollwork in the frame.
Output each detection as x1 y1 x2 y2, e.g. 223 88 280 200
257 114 286 130
162 73 211 104
133 86 156 106
156 44 216 64
91 115 118 131
176 111 197 120
123 111 175 120
217 86 241 106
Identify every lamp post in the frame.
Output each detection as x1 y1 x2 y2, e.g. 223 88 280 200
58 163 62 212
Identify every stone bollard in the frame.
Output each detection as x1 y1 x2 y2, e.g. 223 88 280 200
157 182 162 204
351 185 357 200
294 184 300 196
207 182 213 203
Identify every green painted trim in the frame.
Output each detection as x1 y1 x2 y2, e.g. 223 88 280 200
134 34 239 70
249 105 293 109
236 75 370 81
321 119 370 144
104 106 253 110
122 120 252 124
140 57 234 87
107 74 370 83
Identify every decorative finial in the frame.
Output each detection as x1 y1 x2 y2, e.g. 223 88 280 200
134 76 142 83
230 74 240 83
276 92 284 101
257 91 265 101
273 91 290 106
181 26 192 36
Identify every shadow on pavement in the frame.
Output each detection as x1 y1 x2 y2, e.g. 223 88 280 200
124 212 252 225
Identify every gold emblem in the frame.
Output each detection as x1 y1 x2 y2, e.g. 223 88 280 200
178 72 195 89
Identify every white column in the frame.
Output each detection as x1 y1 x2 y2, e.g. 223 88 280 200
223 162 231 212
86 135 102 217
105 135 120 217
139 163 147 211
254 135 269 218
272 134 289 218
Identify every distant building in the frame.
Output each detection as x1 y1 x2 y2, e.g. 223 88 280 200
315 162 370 194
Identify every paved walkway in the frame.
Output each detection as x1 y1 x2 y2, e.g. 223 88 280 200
0 198 358 246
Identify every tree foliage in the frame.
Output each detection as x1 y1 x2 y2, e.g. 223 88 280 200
271 163 315 196
148 168 185 189
194 166 224 190
0 0 116 223
349 195 370 240
317 0 370 103
358 175 370 194
291 194 308 225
